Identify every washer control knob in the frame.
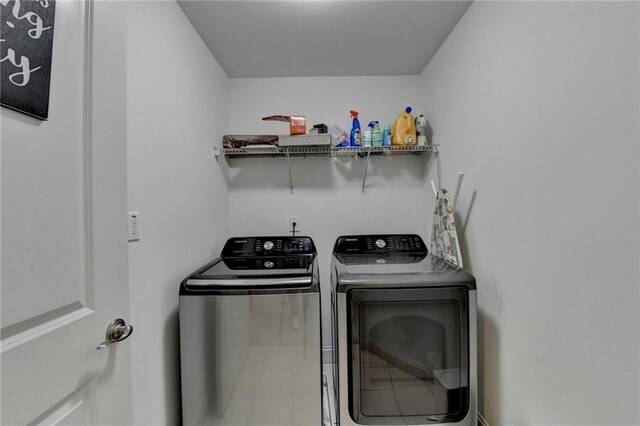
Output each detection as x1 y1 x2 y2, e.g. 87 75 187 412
375 239 386 249
263 241 274 251
264 261 274 269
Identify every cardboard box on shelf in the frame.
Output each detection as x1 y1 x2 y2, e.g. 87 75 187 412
262 115 307 135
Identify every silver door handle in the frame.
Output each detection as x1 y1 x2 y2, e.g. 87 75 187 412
96 318 133 350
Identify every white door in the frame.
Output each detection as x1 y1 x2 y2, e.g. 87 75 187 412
1 1 132 424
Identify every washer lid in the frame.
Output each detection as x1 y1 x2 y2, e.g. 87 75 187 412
185 255 315 288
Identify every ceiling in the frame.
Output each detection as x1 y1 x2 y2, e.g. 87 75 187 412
177 1 472 78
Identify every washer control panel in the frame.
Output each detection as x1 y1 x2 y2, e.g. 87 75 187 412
333 234 427 254
374 239 386 249
222 236 316 257
221 256 314 270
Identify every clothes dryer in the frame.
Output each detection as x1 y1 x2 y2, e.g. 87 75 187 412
330 234 476 426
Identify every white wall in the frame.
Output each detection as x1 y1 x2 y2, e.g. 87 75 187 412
126 2 230 424
419 2 639 424
227 76 434 348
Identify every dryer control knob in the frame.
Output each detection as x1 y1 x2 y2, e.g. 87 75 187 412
264 241 274 251
264 261 274 269
375 239 386 249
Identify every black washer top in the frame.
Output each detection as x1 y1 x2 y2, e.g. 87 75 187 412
333 234 427 265
198 255 314 277
222 236 316 257
180 236 319 295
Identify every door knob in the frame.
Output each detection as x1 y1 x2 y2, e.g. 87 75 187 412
96 318 133 350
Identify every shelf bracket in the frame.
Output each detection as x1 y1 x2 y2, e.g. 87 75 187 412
287 151 294 193
422 144 439 180
361 150 371 193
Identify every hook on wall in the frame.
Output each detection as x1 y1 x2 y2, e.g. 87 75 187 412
430 172 464 209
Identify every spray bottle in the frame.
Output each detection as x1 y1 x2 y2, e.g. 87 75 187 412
349 110 362 147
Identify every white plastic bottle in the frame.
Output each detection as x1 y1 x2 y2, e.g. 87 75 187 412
363 129 372 147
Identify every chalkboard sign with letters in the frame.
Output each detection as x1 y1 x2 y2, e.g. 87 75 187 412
0 0 57 120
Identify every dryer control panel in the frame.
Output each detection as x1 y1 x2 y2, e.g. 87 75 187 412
222 236 316 257
333 234 427 254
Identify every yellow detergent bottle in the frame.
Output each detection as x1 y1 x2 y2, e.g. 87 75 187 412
391 106 417 146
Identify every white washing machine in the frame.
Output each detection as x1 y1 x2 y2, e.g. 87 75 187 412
330 234 477 426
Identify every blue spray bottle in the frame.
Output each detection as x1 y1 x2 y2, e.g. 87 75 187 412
349 110 362 146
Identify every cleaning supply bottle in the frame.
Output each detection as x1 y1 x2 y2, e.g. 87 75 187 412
415 110 428 146
363 129 372 146
369 121 383 147
382 124 391 146
349 110 362 146
391 106 417 146
330 124 350 148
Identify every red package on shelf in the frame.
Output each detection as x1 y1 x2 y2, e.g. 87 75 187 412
262 115 306 135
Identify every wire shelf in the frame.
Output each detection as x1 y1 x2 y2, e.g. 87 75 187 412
213 144 437 193
214 145 434 159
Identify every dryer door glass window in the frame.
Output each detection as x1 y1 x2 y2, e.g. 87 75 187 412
348 287 469 425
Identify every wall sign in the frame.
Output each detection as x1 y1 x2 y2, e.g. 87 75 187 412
0 0 56 120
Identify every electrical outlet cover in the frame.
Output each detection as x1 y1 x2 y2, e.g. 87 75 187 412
289 215 301 233
128 212 140 242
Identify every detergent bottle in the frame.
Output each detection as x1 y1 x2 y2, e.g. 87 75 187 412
391 107 417 146
349 110 362 146
382 124 391 146
369 121 383 147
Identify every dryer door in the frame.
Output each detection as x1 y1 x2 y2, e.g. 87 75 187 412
348 287 469 425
